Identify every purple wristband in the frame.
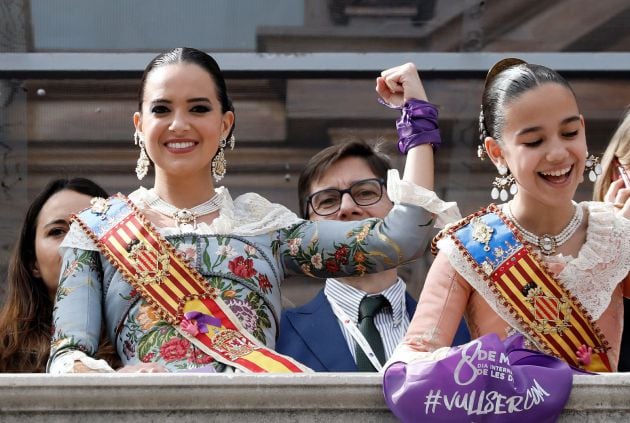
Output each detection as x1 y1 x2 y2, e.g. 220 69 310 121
395 99 441 154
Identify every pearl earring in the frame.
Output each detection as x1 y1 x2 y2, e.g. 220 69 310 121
491 164 517 201
584 153 602 182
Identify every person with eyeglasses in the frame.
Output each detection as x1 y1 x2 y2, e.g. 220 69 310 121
306 177 388 219
276 64 469 372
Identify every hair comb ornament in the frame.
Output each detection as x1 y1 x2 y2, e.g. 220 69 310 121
478 106 488 160
477 59 526 162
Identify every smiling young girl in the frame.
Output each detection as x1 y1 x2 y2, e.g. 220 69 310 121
47 48 456 373
392 58 630 372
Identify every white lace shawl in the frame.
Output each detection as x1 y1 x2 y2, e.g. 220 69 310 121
438 201 630 321
61 170 461 252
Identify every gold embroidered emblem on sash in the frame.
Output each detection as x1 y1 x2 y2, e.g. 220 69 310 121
128 240 170 285
525 286 571 334
211 329 256 360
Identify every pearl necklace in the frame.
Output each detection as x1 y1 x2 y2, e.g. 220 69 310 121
503 201 583 256
146 190 223 229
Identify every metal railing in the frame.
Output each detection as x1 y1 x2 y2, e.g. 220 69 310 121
1 52 629 79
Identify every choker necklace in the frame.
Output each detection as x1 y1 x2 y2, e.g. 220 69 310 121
503 201 583 256
146 191 223 229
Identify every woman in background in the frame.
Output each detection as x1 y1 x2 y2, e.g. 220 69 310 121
593 110 630 371
0 178 118 372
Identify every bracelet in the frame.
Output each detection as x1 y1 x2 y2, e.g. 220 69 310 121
395 99 441 154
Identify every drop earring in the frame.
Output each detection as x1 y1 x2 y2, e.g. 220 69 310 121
584 153 602 182
211 134 235 183
134 130 150 180
491 165 517 201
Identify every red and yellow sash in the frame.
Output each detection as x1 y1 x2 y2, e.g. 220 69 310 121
76 195 311 373
434 204 611 372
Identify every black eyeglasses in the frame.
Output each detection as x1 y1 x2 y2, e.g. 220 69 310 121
306 178 385 217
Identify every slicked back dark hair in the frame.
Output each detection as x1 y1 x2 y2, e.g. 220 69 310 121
480 58 575 146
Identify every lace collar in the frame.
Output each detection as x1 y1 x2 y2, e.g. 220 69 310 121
129 186 302 237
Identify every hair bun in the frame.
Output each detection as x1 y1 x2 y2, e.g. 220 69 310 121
484 57 527 88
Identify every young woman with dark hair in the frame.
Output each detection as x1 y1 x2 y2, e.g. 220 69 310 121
0 178 117 372
48 49 456 373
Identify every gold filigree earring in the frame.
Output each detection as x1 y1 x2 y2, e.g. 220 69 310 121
134 130 150 180
211 134 235 182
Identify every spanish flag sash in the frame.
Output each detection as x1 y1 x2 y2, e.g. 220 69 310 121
434 204 611 372
75 195 311 373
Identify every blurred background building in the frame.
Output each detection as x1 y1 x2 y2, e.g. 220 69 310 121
1 0 629 304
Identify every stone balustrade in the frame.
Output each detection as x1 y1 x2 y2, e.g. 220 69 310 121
0 373 629 422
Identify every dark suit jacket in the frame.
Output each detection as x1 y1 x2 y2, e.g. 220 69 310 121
276 289 418 371
277 289 471 371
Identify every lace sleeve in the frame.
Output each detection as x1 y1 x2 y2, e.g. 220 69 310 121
560 202 630 319
48 351 114 374
60 221 98 251
386 342 454 367
386 169 461 228
231 192 302 236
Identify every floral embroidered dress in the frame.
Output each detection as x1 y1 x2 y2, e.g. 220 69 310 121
393 201 630 370
48 170 459 373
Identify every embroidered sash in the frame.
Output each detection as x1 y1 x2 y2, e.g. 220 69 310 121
76 195 311 373
434 204 611 372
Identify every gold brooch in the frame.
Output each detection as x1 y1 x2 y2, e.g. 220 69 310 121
90 197 110 215
471 217 494 251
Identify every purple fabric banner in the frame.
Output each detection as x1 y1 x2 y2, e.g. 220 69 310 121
383 333 579 423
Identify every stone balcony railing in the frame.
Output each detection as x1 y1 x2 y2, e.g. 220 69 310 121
0 373 629 422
